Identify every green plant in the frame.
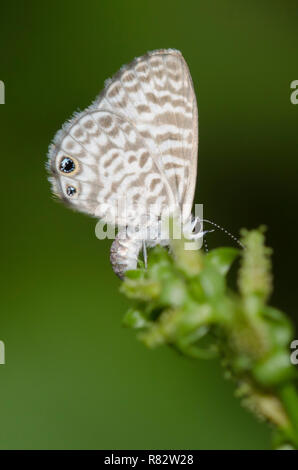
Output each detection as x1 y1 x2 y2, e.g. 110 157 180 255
120 226 298 449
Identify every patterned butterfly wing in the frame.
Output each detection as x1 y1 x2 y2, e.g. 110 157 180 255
48 110 174 228
97 48 198 219
47 49 198 227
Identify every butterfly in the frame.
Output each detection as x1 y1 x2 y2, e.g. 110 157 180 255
47 49 202 278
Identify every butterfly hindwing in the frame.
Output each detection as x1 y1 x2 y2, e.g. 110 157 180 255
48 109 172 227
47 49 198 226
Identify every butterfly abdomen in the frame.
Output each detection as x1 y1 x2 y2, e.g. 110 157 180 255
110 231 143 279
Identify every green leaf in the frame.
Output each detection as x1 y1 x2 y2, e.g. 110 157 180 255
159 277 188 308
120 278 161 301
176 326 219 359
253 350 297 387
206 247 239 276
199 266 226 299
263 307 294 349
125 269 144 280
147 246 174 281
123 308 151 329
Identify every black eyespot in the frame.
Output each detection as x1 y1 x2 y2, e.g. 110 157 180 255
66 186 76 196
59 157 75 173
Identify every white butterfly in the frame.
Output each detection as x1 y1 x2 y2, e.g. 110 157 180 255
47 49 201 278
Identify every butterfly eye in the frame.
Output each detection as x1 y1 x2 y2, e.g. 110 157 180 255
59 157 76 173
66 185 77 197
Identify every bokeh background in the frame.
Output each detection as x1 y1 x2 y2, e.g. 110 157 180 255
0 0 297 450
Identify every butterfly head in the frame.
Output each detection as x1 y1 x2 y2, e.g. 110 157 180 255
47 142 81 205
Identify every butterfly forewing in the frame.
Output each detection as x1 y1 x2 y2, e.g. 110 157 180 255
97 49 198 215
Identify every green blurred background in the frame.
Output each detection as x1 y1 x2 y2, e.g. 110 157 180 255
0 0 297 449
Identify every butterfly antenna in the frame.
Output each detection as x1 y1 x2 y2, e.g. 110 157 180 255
203 237 209 253
202 219 244 249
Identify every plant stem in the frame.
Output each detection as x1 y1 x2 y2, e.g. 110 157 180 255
121 227 298 448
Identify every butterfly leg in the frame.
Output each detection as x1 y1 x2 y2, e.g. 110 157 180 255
142 241 148 269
